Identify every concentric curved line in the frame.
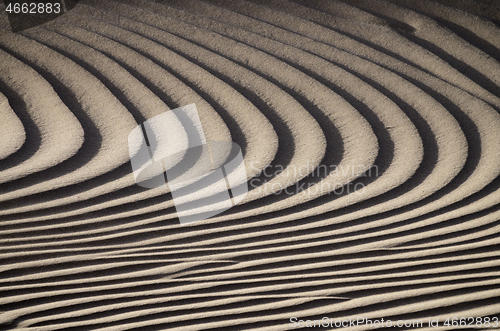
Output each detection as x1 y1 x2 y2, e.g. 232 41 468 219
1 0 500 330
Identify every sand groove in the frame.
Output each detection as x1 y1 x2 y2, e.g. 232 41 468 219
0 0 499 330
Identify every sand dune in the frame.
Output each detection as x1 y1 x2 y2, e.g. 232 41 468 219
1 0 499 330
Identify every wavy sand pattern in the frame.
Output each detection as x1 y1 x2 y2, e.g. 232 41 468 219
1 0 500 329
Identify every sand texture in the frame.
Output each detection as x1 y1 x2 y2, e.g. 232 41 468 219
1 0 500 329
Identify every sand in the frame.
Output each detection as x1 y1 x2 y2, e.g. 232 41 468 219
0 0 499 330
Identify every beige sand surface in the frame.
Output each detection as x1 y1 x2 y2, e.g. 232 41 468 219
0 0 499 330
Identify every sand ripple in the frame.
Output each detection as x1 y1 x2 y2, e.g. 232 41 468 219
1 0 500 329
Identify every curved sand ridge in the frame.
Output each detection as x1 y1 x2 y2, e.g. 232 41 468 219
0 0 500 329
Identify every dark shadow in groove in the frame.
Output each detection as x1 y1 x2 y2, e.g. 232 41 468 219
0 185 173 232
272 296 500 331
210 0 437 78
0 0 488 249
54 14 296 201
431 16 500 64
221 210 500 266
150 0 481 236
34 27 149 125
89 1 392 215
0 25 182 217
10 96 474 253
144 0 436 213
2 197 496 250
425 0 500 23
157 0 424 204
181 258 500 284
397 220 500 249
156 0 400 211
265 59 427 201
0 243 498 286
229 0 499 256
27 298 342 331
4 267 497 302
218 58 389 209
142 0 487 245
314 69 479 218
0 273 177 297
0 321 17 331
116 32 298 192
157 3 352 195
30 295 347 328
244 275 500 300
173 51 346 209
43 20 238 195
402 34 500 98
276 0 483 208
54 19 278 206
290 0 416 34
179 227 499 277
0 44 103 195
66 12 301 201
0 29 165 215
182 270 500 291
0 204 180 246
322 0 500 98
67 0 463 242
78 7 297 188
394 77 481 195
426 161 500 225
0 265 233 311
36 287 500 331
232 0 500 109
172 241 500 278
150 194 500 255
0 162 152 223
0 257 221 280
0 82 42 173
140 58 435 243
